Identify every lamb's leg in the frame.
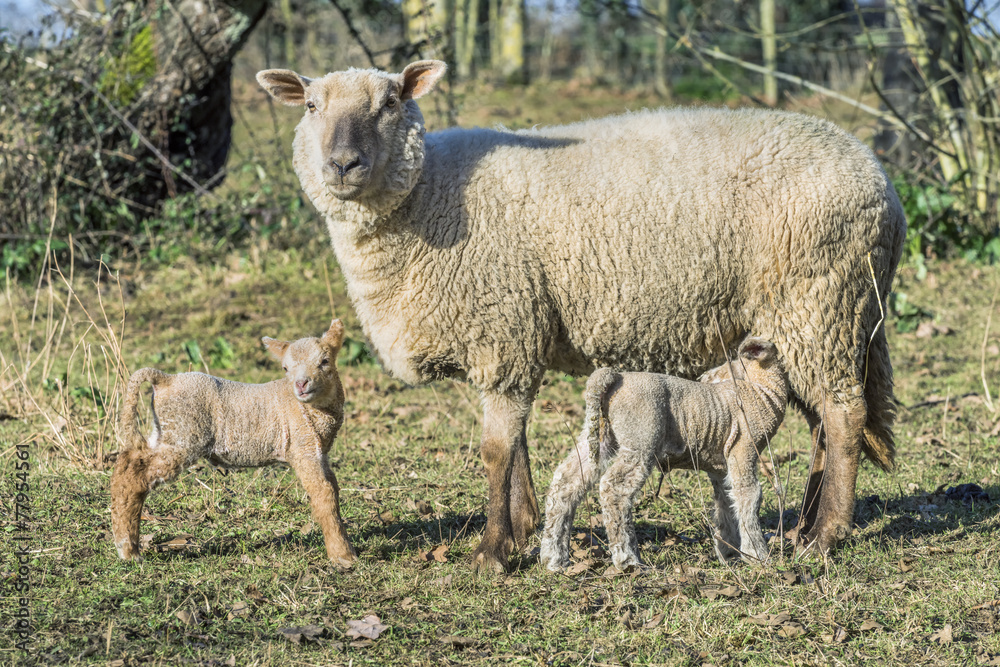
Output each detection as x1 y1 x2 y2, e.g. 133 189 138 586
110 446 188 560
797 396 865 556
472 390 533 574
599 448 653 570
539 437 597 571
725 443 769 563
708 471 741 563
289 453 356 567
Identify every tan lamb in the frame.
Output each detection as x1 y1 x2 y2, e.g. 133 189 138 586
540 337 789 571
110 320 356 566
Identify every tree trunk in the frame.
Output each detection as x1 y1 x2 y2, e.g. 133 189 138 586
125 0 267 205
760 0 777 104
653 0 671 99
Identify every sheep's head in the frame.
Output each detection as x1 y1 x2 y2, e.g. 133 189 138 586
263 319 346 406
256 61 446 206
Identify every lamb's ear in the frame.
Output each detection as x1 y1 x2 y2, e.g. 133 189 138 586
262 337 290 361
322 319 345 353
400 60 447 100
256 69 314 106
738 337 776 362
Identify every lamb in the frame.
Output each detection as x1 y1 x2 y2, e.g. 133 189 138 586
110 320 357 567
539 337 789 571
256 60 906 571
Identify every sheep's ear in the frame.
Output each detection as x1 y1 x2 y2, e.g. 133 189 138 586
400 60 446 100
262 337 290 361
256 69 314 106
322 319 345 353
738 337 776 362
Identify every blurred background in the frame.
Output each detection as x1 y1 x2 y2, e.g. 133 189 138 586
1 0 998 280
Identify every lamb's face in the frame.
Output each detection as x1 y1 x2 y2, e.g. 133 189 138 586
263 320 346 406
256 61 446 203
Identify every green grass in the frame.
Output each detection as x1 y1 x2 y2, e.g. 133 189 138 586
2 246 1000 666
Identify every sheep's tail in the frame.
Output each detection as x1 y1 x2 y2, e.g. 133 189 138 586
119 368 170 451
584 368 620 468
862 328 896 473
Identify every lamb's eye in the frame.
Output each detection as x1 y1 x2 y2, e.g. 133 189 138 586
385 96 397 109
319 358 329 367
282 365 288 371
306 100 316 112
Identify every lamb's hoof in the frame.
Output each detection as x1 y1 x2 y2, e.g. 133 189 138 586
538 554 569 573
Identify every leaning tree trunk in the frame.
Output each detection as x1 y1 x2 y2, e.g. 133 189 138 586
122 0 268 205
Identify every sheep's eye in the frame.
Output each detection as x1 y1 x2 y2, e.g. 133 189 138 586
282 365 288 372
385 96 397 109
306 100 316 112
319 358 329 367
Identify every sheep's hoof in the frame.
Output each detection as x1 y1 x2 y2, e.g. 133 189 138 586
793 524 849 558
471 546 510 575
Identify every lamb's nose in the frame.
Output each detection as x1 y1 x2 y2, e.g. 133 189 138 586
296 380 309 393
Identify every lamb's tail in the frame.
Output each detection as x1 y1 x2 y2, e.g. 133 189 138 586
584 368 620 468
119 368 170 451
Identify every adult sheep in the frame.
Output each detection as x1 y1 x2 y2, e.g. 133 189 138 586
257 60 906 573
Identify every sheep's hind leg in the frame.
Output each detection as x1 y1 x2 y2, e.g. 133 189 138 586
797 396 865 556
290 453 357 567
472 390 533 574
510 431 540 550
110 446 189 560
539 438 597 571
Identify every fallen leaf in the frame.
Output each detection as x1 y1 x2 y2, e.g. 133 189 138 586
777 621 807 638
971 600 1000 610
899 557 916 573
643 613 665 629
226 601 250 621
278 625 325 644
565 560 594 576
440 635 477 648
859 619 884 632
432 574 453 588
404 498 434 516
377 510 395 525
175 610 199 626
821 626 849 644
401 597 417 610
656 586 684 600
779 570 800 585
139 534 154 550
929 624 953 644
702 585 741 600
419 544 449 563
346 614 388 641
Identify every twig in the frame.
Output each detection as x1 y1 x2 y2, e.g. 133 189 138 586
980 283 999 414
327 0 377 67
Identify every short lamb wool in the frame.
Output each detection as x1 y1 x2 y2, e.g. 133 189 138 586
110 320 356 566
540 338 789 571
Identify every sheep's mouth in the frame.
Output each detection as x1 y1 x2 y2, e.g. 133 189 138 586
295 389 316 402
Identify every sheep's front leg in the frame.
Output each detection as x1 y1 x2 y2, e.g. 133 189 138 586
599 448 654 570
510 428 541 549
110 446 189 560
472 390 533 574
539 437 597 571
289 452 356 567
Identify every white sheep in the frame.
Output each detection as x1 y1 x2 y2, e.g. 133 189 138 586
110 320 357 566
256 60 906 571
539 337 789 571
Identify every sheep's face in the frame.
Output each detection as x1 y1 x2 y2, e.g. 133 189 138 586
263 320 346 406
257 61 446 203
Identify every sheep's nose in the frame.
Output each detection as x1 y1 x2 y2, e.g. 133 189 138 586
295 380 309 393
328 152 362 178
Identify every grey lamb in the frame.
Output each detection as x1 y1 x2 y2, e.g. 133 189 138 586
540 337 789 571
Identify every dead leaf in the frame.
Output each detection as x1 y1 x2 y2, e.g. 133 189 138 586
702 585 741 601
278 625 325 644
346 614 388 641
643 613 665 630
401 597 417 611
377 510 395 525
419 544 449 563
139 534 154 550
656 586 685 600
971 600 1000 610
899 557 916 573
777 621 807 638
350 639 373 648
565 560 594 576
859 619 884 632
779 570 800 585
821 626 849 644
440 635 477 648
929 624 953 644
175 610 199 626
432 574 453 588
404 498 434 516
226 601 250 621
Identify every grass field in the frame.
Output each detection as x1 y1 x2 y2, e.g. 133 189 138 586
3 74 1000 666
